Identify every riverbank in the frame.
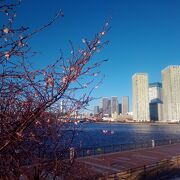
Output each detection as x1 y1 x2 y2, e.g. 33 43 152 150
95 121 180 125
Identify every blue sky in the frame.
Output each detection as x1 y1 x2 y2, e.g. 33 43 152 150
15 0 180 110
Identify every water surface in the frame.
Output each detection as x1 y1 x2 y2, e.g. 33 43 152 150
72 122 180 148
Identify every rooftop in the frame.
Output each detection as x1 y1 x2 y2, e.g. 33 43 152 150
149 82 162 88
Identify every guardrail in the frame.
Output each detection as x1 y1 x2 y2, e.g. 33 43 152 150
75 138 180 158
104 155 180 179
20 138 180 165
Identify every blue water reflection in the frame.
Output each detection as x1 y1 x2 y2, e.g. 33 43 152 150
71 122 180 148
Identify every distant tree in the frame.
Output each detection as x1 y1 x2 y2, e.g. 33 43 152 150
0 0 109 179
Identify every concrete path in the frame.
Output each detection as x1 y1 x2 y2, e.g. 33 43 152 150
76 143 180 178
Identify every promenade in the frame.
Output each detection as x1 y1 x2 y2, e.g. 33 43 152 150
75 143 180 179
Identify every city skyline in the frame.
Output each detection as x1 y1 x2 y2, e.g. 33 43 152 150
12 1 180 110
93 65 180 123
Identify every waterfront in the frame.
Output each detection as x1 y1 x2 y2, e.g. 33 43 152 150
72 122 180 148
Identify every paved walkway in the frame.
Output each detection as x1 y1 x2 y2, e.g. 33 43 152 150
76 143 180 178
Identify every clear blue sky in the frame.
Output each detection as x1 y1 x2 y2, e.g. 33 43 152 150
16 0 180 110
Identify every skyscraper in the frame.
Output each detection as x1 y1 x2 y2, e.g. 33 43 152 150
122 96 129 115
118 103 122 114
132 73 150 121
94 106 99 115
101 97 111 117
149 82 162 103
60 100 66 114
162 65 180 122
111 96 119 115
149 82 163 121
108 99 111 116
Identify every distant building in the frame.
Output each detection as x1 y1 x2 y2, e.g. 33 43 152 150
150 102 163 121
111 96 119 115
118 103 122 114
149 82 162 103
60 100 66 114
108 99 111 116
149 82 163 121
122 96 129 115
94 106 100 115
132 73 150 121
162 65 180 122
101 97 111 117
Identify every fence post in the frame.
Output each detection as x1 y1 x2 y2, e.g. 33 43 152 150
82 149 85 157
156 162 159 176
143 165 146 178
152 140 155 148
70 147 75 163
169 139 172 144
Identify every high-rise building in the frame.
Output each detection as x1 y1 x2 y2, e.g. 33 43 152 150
132 73 150 121
162 65 180 122
101 97 111 117
118 103 122 114
149 82 163 121
122 96 129 115
108 99 111 116
111 96 119 115
60 100 66 114
149 82 162 103
150 103 163 121
94 106 99 115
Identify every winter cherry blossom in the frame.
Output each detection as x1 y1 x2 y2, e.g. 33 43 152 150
8 18 13 22
82 38 86 43
83 83 88 87
3 27 9 34
4 52 10 59
16 132 23 138
35 121 41 125
18 41 25 47
105 22 109 27
92 73 98 76
100 31 105 36
70 66 75 71
45 77 54 87
0 2 109 178
62 76 67 83
43 71 46 76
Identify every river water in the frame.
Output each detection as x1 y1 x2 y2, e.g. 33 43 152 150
71 122 180 148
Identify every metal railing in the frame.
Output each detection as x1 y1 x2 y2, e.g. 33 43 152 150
105 155 180 179
76 138 180 158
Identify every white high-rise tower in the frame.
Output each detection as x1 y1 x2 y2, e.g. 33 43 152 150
111 96 119 115
162 65 180 122
132 73 150 121
122 96 129 115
